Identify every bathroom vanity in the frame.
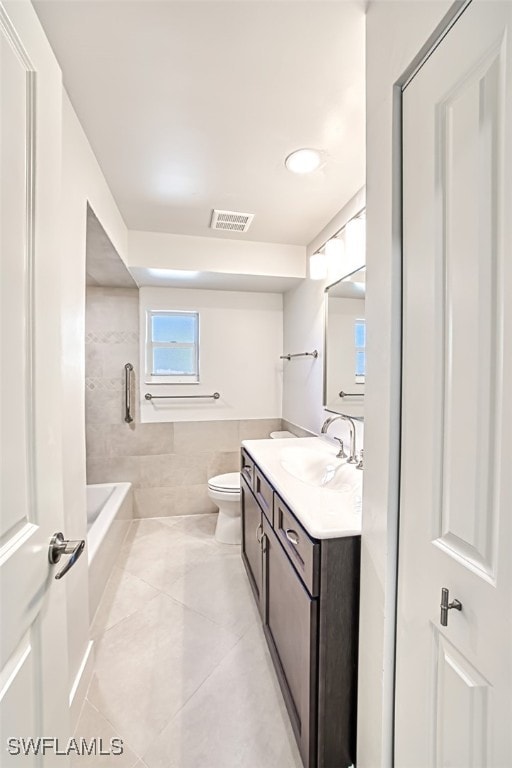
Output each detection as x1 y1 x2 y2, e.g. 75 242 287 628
240 438 361 768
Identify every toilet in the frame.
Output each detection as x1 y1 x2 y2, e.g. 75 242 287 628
208 472 241 544
208 430 295 545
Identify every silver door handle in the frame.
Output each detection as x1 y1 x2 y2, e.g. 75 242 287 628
440 587 462 626
256 523 263 544
49 532 86 580
285 529 299 546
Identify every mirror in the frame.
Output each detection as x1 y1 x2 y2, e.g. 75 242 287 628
323 266 365 419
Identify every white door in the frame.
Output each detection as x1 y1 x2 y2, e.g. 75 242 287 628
0 2 72 764
396 1 512 766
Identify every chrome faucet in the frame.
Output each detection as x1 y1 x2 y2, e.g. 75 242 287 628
321 414 358 464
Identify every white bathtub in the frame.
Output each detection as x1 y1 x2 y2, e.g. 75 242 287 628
86 482 133 621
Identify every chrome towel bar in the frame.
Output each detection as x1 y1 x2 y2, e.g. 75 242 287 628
280 350 318 360
145 392 220 401
124 363 134 423
339 391 365 398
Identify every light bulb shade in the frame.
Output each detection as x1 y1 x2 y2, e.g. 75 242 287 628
325 237 345 282
309 251 327 280
345 217 366 275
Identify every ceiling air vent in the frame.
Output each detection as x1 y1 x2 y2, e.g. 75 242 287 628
210 209 254 233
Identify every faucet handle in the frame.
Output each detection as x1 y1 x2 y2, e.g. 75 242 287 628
356 449 364 470
333 437 347 459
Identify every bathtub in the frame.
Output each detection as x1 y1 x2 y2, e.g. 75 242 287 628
86 482 133 622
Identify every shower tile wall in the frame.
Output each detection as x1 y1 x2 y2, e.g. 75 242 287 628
85 287 282 518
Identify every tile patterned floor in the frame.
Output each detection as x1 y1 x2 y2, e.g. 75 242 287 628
77 514 303 768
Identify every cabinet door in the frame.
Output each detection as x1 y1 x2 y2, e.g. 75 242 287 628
262 516 318 768
241 475 263 613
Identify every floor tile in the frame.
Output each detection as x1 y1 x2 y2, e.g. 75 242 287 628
88 593 240 757
159 513 237 556
165 552 259 637
72 699 139 767
91 566 160 638
115 517 214 592
142 623 303 768
87 513 302 768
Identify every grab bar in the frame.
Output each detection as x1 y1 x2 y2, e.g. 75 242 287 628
339 390 365 398
145 392 220 401
124 363 134 423
280 350 318 360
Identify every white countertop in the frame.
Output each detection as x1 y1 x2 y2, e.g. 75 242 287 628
242 437 362 540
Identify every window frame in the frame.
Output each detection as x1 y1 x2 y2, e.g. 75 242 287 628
145 309 200 384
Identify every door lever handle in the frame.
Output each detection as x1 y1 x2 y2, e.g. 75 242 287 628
49 532 86 580
440 587 462 626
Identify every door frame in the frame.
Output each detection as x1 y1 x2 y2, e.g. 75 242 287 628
390 0 473 761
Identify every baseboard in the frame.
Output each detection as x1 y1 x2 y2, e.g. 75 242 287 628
69 640 94 731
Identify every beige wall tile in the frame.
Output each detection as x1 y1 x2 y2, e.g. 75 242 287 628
135 485 216 518
106 422 174 457
85 344 103 378
86 287 139 333
139 453 208 488
87 456 140 487
174 420 240 454
135 423 174 455
207 451 240 478
281 419 315 438
106 422 139 457
177 485 217 515
238 418 283 441
86 389 124 425
102 342 139 380
134 487 178 518
86 424 108 458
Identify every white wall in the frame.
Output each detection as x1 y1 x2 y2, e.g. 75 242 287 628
139 287 283 422
360 2 453 766
282 187 366 451
128 229 305 278
61 90 128 719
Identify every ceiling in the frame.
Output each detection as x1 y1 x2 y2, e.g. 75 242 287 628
34 0 365 247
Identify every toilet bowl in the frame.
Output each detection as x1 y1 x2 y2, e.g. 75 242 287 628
208 432 296 545
208 472 241 545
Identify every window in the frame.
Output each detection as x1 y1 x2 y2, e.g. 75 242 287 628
354 318 366 383
145 310 199 383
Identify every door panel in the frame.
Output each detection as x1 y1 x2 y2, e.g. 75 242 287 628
241 477 262 611
396 2 512 765
434 633 489 768
262 516 317 767
433 34 502 578
0 1 70 761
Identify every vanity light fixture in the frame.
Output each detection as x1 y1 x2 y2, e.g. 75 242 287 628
325 237 345 283
309 250 327 280
285 148 321 174
345 216 366 274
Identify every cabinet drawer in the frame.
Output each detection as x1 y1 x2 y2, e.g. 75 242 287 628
254 466 273 522
240 449 254 488
274 494 320 597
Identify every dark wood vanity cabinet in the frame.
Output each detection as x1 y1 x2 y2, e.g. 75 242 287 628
241 475 263 613
240 448 361 768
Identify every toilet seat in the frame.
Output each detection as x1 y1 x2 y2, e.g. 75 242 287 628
207 472 241 494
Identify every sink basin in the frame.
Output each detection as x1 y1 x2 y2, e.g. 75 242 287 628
279 446 358 492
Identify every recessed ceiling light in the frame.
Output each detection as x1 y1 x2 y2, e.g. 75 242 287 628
285 148 321 174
